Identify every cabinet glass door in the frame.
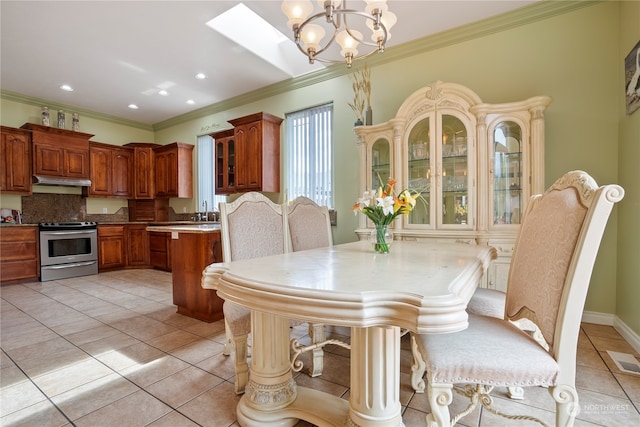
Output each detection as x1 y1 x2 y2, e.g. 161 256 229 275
493 121 522 225
227 139 235 190
407 118 431 225
371 138 390 189
441 115 469 225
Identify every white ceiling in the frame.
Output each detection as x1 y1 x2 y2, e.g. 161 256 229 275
1 1 535 126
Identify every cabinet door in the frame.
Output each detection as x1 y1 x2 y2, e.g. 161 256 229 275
491 120 525 227
34 143 64 176
133 147 154 199
234 126 248 190
64 147 89 178
440 114 471 228
406 112 473 229
154 150 170 197
98 226 125 270
112 149 133 197
126 225 149 267
149 232 171 271
1 129 31 194
89 146 112 196
243 121 262 190
215 135 236 194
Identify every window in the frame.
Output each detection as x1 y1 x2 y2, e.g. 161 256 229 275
285 103 333 208
197 134 226 213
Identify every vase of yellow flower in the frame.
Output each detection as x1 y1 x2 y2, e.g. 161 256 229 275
353 178 420 254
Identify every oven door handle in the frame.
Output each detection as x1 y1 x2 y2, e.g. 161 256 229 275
40 230 96 236
40 261 97 270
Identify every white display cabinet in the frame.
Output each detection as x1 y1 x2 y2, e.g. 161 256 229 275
354 81 551 291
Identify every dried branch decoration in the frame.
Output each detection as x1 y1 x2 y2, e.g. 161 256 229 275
348 64 371 121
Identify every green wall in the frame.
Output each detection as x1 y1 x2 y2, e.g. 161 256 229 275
616 1 640 337
2 1 637 336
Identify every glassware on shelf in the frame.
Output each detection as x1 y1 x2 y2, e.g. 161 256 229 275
57 110 65 129
41 107 50 126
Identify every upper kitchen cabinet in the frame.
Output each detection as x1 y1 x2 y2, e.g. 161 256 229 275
354 81 551 291
1 126 32 195
153 142 193 198
212 112 283 195
21 123 93 180
211 128 235 194
124 143 156 199
84 142 133 198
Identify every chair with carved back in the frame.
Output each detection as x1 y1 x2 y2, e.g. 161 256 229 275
219 192 288 394
410 170 624 426
285 196 333 377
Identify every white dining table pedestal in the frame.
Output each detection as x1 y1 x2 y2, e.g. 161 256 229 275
236 311 403 427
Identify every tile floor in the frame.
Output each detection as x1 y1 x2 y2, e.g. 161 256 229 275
1 269 639 427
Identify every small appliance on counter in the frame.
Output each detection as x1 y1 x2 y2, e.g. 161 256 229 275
0 208 22 224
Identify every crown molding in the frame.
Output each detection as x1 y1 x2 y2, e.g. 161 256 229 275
154 0 599 130
3 1 600 133
0 89 154 131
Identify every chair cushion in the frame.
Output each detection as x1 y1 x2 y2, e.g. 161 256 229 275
466 288 505 318
416 314 559 387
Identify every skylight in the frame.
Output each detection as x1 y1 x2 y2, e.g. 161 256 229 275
205 3 323 77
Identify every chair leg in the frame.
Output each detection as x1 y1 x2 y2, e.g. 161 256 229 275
231 332 249 395
223 319 232 356
307 323 325 377
507 386 524 400
550 384 580 427
410 334 426 393
426 382 453 427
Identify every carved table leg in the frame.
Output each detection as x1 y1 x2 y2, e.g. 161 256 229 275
349 326 404 426
237 311 298 426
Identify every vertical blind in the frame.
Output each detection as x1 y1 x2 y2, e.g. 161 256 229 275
197 134 226 213
285 103 333 208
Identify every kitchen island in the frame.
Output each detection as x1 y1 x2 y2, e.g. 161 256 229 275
146 223 223 322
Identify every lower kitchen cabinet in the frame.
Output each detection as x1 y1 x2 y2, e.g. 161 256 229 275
126 224 149 267
149 231 171 271
170 231 223 322
98 225 126 270
0 226 38 283
98 224 149 270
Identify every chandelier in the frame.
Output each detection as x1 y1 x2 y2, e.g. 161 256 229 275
281 0 397 67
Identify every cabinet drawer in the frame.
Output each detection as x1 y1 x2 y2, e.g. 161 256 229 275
1 260 38 282
0 227 37 242
98 225 125 237
0 241 38 261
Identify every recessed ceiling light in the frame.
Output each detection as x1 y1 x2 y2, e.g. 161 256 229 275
186 99 195 105
195 73 207 80
128 104 139 109
60 84 74 92
158 90 169 96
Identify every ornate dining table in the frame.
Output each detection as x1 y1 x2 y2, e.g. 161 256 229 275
202 240 496 427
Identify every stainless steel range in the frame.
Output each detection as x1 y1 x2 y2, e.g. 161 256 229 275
39 222 98 281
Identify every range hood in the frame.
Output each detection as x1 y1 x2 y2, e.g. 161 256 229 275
33 175 92 187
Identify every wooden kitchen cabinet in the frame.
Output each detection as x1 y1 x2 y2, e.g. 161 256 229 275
98 225 125 270
0 126 32 195
170 230 223 322
0 226 38 283
212 128 235 194
153 142 193 198
126 224 149 267
149 231 171 271
124 143 157 199
85 142 133 198
21 123 93 180
212 112 282 195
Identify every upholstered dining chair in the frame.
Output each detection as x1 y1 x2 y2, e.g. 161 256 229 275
286 196 333 377
219 192 288 394
410 170 624 427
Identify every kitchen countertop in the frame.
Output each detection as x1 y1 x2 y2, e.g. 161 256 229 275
146 223 221 233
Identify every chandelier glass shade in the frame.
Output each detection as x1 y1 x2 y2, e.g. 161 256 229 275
281 0 397 67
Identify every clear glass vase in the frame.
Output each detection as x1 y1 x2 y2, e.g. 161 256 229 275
370 224 393 254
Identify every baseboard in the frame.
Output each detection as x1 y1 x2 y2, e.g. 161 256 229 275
582 311 640 353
